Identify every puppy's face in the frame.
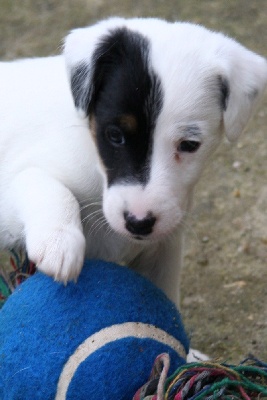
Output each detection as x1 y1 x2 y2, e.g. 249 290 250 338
65 18 267 241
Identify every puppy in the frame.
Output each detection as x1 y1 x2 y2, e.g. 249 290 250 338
0 18 266 308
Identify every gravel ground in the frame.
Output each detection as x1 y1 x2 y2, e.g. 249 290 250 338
0 0 266 363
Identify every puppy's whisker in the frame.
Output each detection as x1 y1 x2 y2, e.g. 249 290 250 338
81 209 103 222
79 196 96 203
82 211 104 230
79 197 102 204
79 200 102 209
179 218 200 243
103 224 114 240
90 220 109 238
100 221 114 239
80 203 102 211
66 124 87 129
89 216 108 236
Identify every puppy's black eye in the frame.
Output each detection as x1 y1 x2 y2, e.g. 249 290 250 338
105 126 125 146
178 140 201 153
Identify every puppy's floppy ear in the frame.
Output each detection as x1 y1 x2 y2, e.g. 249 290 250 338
63 18 126 116
219 42 267 141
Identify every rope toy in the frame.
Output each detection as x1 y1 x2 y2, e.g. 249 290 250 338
0 250 35 307
134 354 267 399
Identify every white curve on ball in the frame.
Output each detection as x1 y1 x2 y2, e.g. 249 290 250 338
56 322 186 399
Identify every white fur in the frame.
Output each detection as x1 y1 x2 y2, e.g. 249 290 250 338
0 18 266 304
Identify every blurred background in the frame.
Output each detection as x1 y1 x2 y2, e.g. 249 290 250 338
0 0 266 361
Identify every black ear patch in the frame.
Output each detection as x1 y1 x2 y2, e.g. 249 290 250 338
84 27 163 186
89 28 163 117
219 75 230 111
70 62 91 111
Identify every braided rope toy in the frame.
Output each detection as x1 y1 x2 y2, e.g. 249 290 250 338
134 353 267 399
0 250 35 308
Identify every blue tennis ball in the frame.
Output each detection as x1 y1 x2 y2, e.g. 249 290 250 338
0 259 189 400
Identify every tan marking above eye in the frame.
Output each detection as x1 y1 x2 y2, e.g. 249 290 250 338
119 114 138 133
89 114 97 140
175 153 180 162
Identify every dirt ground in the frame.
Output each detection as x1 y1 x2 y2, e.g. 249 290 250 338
0 0 266 363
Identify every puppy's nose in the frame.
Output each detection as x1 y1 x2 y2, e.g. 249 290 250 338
124 211 156 236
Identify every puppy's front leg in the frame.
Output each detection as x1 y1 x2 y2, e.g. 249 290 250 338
151 240 183 309
141 238 209 362
136 233 184 309
7 168 86 283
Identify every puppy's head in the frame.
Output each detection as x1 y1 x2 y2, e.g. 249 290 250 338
64 18 267 241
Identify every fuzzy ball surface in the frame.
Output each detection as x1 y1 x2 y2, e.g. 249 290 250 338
0 259 189 400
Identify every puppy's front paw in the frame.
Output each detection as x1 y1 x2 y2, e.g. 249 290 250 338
26 226 86 283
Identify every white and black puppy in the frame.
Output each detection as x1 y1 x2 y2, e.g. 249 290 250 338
0 18 266 306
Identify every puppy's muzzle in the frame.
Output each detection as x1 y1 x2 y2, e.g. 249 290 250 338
123 211 156 236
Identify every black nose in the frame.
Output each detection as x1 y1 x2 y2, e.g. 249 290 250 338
124 211 156 236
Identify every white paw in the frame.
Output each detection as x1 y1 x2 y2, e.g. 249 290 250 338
187 348 210 363
26 225 86 283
